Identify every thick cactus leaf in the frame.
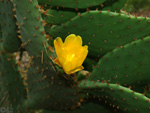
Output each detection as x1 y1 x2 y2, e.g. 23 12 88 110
38 0 126 11
13 0 52 57
13 0 80 110
43 9 77 25
43 0 127 26
89 36 150 90
38 0 107 9
78 80 150 113
0 0 21 53
83 58 98 72
39 103 112 113
0 26 1 38
0 44 27 112
102 0 127 12
48 11 150 60
25 57 81 110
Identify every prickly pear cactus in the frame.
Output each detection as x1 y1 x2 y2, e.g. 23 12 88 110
0 0 150 113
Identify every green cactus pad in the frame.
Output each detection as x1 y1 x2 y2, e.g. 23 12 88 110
78 80 150 113
0 0 149 112
0 0 21 53
39 103 112 113
38 0 107 9
83 58 98 72
25 57 80 110
0 26 2 39
13 0 81 110
13 0 50 57
43 0 126 27
0 44 27 112
48 11 150 60
38 0 126 11
89 36 150 90
43 9 77 25
102 0 127 12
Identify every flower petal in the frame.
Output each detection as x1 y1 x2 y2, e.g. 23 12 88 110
63 60 84 74
64 34 82 46
62 61 73 74
67 66 84 74
53 34 88 74
54 37 63 57
53 58 62 67
77 45 88 66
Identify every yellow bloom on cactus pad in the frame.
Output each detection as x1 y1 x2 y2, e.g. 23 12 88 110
54 34 88 74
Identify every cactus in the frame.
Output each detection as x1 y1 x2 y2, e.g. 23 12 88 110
0 0 150 113
89 36 150 92
0 0 21 53
0 43 26 112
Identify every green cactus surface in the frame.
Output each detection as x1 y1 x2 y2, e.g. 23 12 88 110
38 0 126 11
78 80 150 113
43 0 127 26
48 11 150 60
89 36 150 92
0 0 150 113
44 9 77 26
0 43 26 112
12 0 81 111
40 102 114 113
0 0 21 53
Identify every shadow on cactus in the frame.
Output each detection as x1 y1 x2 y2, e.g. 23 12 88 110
0 0 150 113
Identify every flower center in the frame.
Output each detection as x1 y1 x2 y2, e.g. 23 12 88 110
67 54 75 61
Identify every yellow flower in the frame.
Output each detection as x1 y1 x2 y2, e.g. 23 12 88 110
54 34 88 74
